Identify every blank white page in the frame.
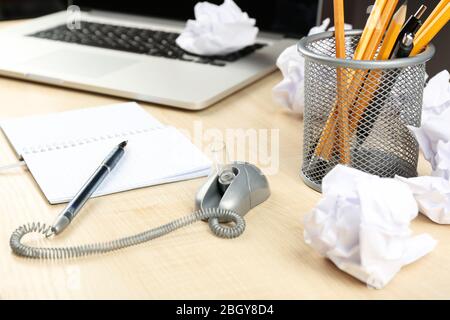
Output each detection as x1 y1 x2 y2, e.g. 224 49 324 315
1 102 163 157
23 127 211 204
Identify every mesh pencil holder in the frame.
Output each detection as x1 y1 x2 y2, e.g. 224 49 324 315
298 30 435 192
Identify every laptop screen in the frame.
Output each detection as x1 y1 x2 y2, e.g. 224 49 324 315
73 0 320 37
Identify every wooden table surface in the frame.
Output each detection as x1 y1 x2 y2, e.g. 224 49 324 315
0 21 449 300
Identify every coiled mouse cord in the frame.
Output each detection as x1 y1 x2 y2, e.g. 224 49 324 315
10 208 245 260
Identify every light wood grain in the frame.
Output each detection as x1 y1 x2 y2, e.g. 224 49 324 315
0 20 449 300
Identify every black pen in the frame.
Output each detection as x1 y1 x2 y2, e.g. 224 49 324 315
395 32 415 58
50 141 127 235
389 4 427 58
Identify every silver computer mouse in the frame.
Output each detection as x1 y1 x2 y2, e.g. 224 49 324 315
195 162 271 221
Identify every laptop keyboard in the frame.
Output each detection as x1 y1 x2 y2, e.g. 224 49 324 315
29 21 267 67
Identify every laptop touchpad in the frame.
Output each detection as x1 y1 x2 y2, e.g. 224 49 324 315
22 50 138 78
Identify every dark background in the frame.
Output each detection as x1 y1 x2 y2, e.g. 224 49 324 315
74 0 319 36
0 0 448 76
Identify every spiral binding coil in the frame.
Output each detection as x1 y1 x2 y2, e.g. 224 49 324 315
21 126 166 155
10 208 245 260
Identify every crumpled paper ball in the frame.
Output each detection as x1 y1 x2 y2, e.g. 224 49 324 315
422 70 450 123
397 175 450 224
305 165 437 289
272 44 307 114
408 71 450 179
176 0 258 56
399 70 450 224
273 19 352 114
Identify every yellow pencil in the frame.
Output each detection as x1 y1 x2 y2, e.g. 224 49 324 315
378 2 408 60
334 0 346 59
333 0 350 163
362 0 399 60
354 0 389 60
315 0 388 160
411 2 450 56
352 3 407 145
415 0 449 39
347 0 398 134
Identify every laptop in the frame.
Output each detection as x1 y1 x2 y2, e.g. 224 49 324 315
0 0 321 110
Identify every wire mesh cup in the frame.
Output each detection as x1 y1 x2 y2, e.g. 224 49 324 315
298 30 435 192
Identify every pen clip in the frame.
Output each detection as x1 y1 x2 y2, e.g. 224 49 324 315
414 5 427 20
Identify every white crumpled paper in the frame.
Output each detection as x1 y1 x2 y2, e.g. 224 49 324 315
305 165 437 289
400 71 450 224
273 19 352 114
397 176 450 224
176 0 258 56
409 71 450 176
421 70 450 123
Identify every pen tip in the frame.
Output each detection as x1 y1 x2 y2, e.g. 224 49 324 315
119 141 128 148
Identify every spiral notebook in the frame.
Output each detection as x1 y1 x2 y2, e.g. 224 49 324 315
0 102 211 204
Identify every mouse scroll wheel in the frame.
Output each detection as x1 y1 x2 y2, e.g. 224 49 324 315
219 169 236 186
218 168 236 194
